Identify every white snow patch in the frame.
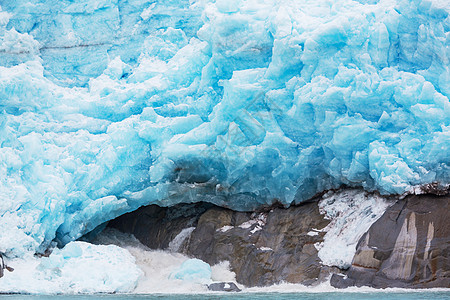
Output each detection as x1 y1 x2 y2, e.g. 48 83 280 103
239 220 257 229
217 225 234 232
239 213 267 234
316 190 392 269
259 247 273 251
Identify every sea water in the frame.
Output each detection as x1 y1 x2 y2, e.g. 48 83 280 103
0 292 449 300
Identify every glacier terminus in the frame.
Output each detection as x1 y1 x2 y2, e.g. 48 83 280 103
0 0 448 294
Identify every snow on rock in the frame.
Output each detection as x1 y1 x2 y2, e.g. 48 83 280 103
0 0 448 260
316 190 392 269
0 241 142 294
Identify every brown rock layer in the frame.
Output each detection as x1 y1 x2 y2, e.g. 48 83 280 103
183 202 332 286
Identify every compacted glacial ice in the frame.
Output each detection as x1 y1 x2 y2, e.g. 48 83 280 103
0 0 449 289
0 241 142 293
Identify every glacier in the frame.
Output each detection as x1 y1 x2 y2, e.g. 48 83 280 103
0 241 142 293
0 0 449 263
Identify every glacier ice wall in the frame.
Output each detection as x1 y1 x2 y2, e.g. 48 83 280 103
0 0 449 256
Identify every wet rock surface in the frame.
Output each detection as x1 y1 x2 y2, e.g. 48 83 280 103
331 194 450 289
208 282 241 292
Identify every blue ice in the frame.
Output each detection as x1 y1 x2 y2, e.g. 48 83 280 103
0 0 448 257
170 258 212 284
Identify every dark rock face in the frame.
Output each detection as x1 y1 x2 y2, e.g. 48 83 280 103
331 194 450 289
183 202 332 287
107 192 449 289
208 282 241 292
108 202 214 250
0 254 4 279
108 200 333 287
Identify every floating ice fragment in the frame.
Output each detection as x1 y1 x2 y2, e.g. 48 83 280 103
170 258 212 284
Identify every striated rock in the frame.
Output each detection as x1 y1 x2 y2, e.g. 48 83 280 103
331 194 450 288
208 282 241 292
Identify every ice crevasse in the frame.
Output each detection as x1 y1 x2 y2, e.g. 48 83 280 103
0 0 449 259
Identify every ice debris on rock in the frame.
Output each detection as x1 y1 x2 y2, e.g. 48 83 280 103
0 0 448 258
316 190 392 269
